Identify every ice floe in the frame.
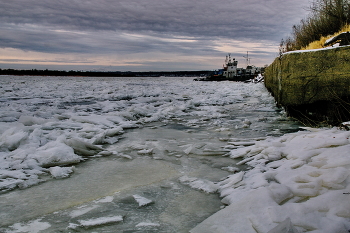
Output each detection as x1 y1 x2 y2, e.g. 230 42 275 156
192 127 350 232
65 215 124 230
3 76 347 232
136 222 161 227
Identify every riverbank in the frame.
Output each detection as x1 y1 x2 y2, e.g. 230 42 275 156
264 45 350 125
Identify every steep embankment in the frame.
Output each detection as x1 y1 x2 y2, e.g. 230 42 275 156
265 46 350 125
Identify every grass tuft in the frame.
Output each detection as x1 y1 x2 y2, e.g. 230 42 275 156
302 24 350 50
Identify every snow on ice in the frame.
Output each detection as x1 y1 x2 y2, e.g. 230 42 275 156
77 216 124 228
1 76 350 232
1 76 266 193
66 215 124 230
191 127 350 233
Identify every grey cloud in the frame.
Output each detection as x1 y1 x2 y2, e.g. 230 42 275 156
0 0 309 70
0 23 221 57
0 0 308 40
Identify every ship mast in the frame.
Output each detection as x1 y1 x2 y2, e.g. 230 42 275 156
243 51 250 67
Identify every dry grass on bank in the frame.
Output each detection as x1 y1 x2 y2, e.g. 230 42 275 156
302 24 350 50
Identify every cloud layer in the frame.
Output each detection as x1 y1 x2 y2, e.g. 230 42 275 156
0 0 309 71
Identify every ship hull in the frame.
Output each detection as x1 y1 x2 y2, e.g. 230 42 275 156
194 74 255 82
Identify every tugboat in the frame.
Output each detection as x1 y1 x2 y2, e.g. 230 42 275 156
195 53 263 82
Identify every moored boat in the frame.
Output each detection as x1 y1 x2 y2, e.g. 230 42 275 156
195 53 264 82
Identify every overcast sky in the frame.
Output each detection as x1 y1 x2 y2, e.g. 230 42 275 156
0 0 310 71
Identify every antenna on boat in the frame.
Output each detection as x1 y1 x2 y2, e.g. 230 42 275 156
243 51 250 67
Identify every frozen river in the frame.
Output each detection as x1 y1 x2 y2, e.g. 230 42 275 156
0 76 303 232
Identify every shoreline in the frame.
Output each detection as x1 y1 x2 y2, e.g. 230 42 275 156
265 46 350 126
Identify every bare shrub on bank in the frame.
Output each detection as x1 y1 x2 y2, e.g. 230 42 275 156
281 0 350 52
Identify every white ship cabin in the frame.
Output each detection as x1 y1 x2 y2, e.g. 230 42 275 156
223 54 238 78
246 65 260 75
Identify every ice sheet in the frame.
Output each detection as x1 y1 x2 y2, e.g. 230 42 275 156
0 76 306 232
0 76 284 192
192 127 350 233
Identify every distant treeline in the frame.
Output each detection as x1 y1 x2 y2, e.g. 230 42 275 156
0 69 212 77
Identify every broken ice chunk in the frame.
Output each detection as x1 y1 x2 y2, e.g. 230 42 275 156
18 115 48 126
33 141 81 167
137 148 154 155
78 216 123 228
136 222 161 227
183 145 193 155
64 138 103 156
49 166 75 179
267 217 300 233
228 141 256 146
0 128 28 151
132 194 154 207
221 166 240 173
268 183 294 204
179 176 219 193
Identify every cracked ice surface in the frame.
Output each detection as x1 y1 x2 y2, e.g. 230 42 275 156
5 76 342 232
0 76 284 193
